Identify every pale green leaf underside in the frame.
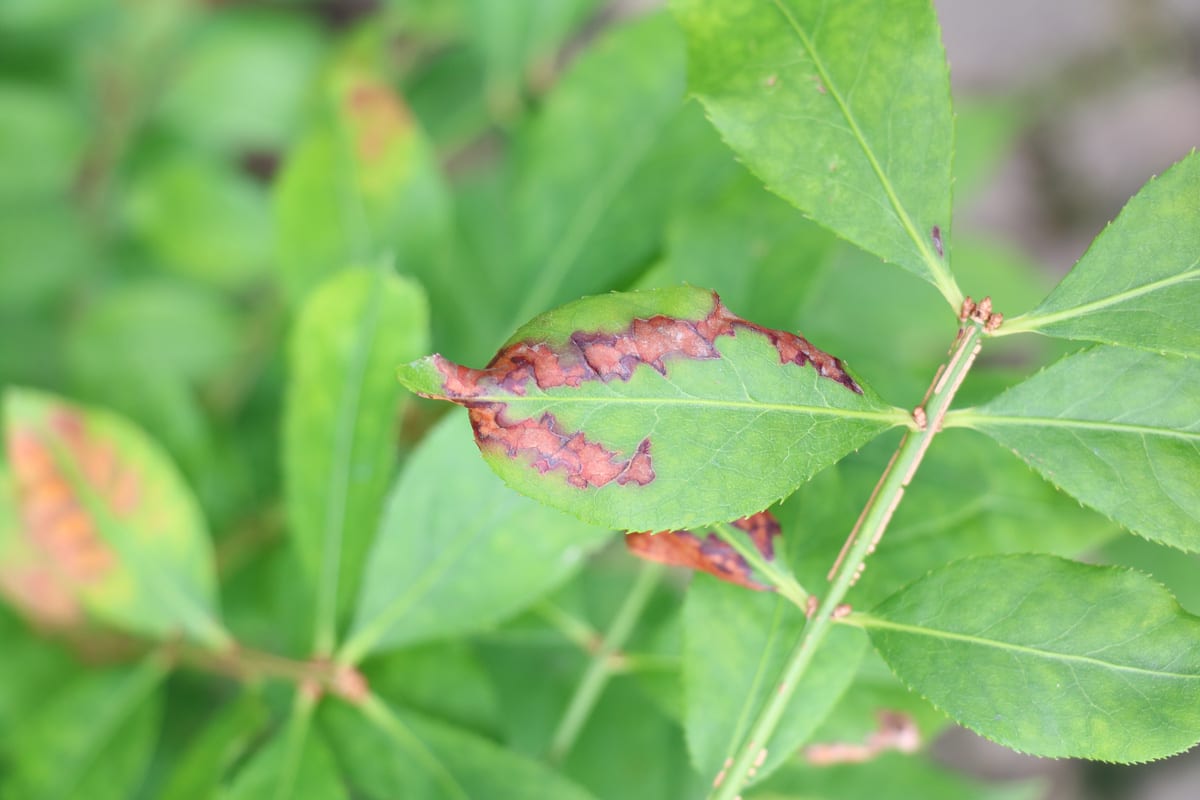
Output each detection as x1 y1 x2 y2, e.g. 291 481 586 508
948 347 1200 551
1001 152 1200 357
864 554 1200 762
673 0 960 306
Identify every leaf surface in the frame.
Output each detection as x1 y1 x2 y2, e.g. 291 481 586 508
950 347 1200 551
159 694 269 800
284 267 429 651
673 0 959 304
399 287 901 532
1 660 165 800
219 723 344 800
684 575 866 785
1001 152 1200 356
864 554 1200 762
3 388 228 646
326 701 597 800
343 410 610 660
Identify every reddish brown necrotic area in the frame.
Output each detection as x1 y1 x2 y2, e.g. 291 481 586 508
625 511 782 591
429 292 859 490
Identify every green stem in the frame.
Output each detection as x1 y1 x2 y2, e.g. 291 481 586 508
548 561 665 763
708 319 987 800
712 522 809 608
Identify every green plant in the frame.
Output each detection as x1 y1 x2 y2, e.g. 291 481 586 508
1 1 1197 799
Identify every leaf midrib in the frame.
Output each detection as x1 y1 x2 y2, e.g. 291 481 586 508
314 270 385 653
857 615 1200 680
469 391 905 424
999 263 1200 336
946 410 1200 442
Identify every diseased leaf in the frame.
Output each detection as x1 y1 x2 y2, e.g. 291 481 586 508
684 576 866 786
342 410 610 661
673 0 960 305
1000 152 1200 356
1 659 165 800
0 466 81 628
284 267 430 652
399 286 902 532
274 63 479 358
3 389 229 647
864 554 1200 762
325 701 597 800
950 347 1200 551
220 722 344 800
626 511 781 590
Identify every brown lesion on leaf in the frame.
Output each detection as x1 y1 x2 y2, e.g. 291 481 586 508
344 79 412 164
804 709 920 765
5 412 145 608
468 404 654 489
625 511 781 591
423 292 859 491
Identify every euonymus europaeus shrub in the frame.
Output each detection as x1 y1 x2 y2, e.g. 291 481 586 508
1 0 1197 798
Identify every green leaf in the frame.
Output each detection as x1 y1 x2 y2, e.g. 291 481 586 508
154 9 326 152
656 169 839 333
673 0 960 306
461 0 599 120
949 347 1200 551
749 752 1043 800
66 279 240 385
399 286 902 532
0 82 85 202
3 388 229 647
999 152 1200 356
864 554 1200 762
220 722 345 800
125 151 273 289
1 659 165 800
158 694 269 800
684 575 866 786
284 267 429 652
364 641 500 734
342 410 610 661
497 12 734 330
328 700 597 800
